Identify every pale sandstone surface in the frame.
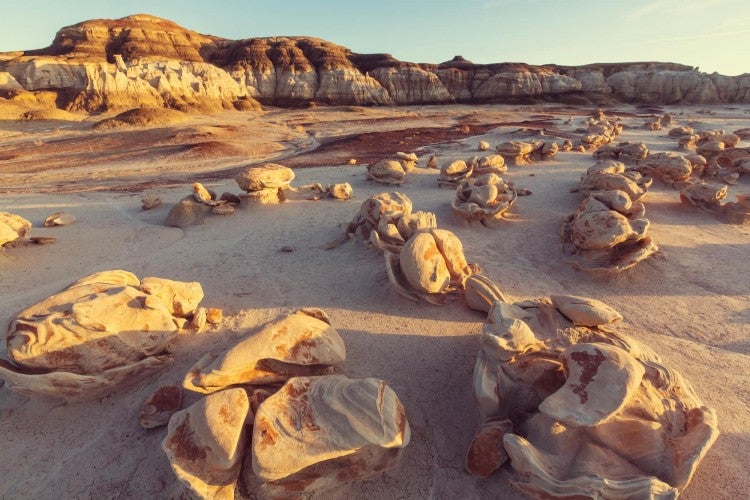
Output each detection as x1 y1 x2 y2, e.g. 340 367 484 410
0 103 748 499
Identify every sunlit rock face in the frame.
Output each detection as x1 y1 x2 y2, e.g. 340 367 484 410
2 15 750 110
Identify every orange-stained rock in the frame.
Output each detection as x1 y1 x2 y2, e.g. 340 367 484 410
248 375 410 497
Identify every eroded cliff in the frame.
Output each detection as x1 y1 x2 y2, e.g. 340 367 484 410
1 14 748 114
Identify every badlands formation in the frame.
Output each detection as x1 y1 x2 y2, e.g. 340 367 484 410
1 14 749 500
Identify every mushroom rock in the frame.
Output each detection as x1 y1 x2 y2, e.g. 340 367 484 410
248 375 410 497
396 151 418 171
234 163 294 192
0 212 31 246
538 343 645 427
0 270 202 402
495 141 536 166
367 159 406 185
550 295 623 327
162 388 250 500
183 308 345 394
140 384 183 429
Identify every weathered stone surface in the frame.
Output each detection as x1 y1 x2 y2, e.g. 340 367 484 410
0 270 202 402
249 375 410 497
0 212 31 246
539 343 645 426
140 384 183 429
342 192 412 244
163 388 249 500
452 174 517 223
438 159 472 186
468 291 718 497
563 194 657 275
593 141 649 163
183 309 345 394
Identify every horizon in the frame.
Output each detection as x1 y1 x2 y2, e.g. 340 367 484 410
1 0 749 76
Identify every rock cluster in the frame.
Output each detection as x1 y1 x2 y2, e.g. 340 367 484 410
366 152 419 185
495 140 558 166
451 173 518 224
0 270 208 403
680 181 750 224
564 162 657 275
593 141 649 163
464 277 718 498
160 308 410 499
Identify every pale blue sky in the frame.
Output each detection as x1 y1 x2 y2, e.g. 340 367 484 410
1 0 748 75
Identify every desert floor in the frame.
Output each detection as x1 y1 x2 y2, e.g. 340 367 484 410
0 103 748 499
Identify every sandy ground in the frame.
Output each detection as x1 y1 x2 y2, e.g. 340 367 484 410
0 103 748 499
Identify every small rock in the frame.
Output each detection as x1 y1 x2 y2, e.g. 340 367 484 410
211 204 235 215
43 212 76 227
478 141 490 151
280 245 296 253
141 195 162 210
206 308 223 324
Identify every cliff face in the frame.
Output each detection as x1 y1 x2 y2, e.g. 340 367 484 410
1 14 748 113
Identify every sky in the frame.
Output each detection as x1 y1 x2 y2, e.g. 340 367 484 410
0 0 748 75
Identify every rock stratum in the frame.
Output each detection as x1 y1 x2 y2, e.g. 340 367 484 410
1 14 749 113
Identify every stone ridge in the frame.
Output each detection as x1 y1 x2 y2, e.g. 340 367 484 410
1 14 749 112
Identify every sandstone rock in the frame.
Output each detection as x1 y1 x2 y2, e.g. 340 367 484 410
635 152 693 184
464 274 507 313
7 272 202 375
580 171 650 201
326 182 353 200
478 141 490 151
183 309 345 394
367 159 405 185
733 127 750 140
0 270 202 402
426 155 439 169
496 141 536 166
539 343 645 426
43 211 76 227
192 182 214 204
593 141 649 163
452 175 517 224
469 294 718 497
643 120 661 131
669 126 694 137
234 163 294 192
549 295 623 327
249 375 410 497
342 192 413 245
240 188 283 205
165 197 209 227
385 228 475 304
212 204 235 215
473 154 507 176
438 160 472 187
396 151 418 171
563 195 657 275
163 388 249 499
0 212 31 246
140 385 183 429
141 195 162 210
283 183 326 201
